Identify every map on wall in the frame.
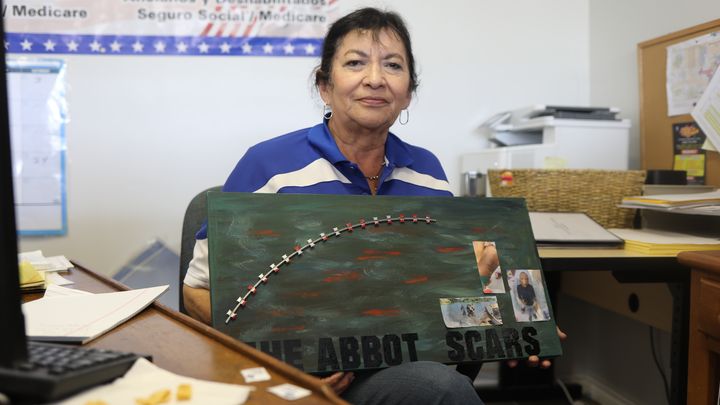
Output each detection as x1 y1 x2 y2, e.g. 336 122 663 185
209 193 562 373
666 31 720 116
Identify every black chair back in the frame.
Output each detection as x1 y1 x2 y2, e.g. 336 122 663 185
179 186 221 314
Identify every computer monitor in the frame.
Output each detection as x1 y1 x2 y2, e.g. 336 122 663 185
0 15 30 367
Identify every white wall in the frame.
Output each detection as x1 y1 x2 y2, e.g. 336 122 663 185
588 0 720 169
18 0 591 275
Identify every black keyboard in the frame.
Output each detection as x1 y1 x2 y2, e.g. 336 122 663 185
0 341 143 403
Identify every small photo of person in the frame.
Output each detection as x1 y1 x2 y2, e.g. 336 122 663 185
439 297 503 328
472 241 506 294
506 269 551 322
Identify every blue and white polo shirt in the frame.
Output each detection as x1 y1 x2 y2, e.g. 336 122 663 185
183 122 452 289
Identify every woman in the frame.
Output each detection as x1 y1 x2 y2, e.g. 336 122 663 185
184 7 553 404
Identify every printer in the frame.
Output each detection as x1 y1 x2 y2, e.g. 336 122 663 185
460 105 631 195
460 105 630 195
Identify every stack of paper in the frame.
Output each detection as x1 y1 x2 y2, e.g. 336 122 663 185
23 285 168 344
609 228 720 255
19 261 46 291
19 250 74 272
18 250 76 291
621 190 720 209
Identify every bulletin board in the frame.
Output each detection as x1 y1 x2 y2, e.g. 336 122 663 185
638 18 720 186
208 193 562 373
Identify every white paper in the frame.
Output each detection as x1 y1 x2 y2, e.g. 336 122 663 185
44 272 74 287
23 285 168 344
267 383 311 401
666 32 720 116
692 64 720 151
43 284 91 298
240 367 271 383
529 212 622 243
42 255 74 271
18 250 73 272
703 139 718 151
609 228 720 245
18 250 45 262
56 358 253 405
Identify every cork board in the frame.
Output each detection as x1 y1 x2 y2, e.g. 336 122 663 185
638 18 720 186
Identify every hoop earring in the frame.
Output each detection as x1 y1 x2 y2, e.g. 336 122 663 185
399 109 409 125
323 105 333 120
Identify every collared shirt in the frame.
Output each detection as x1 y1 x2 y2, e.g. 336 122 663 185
184 122 452 289
224 121 452 196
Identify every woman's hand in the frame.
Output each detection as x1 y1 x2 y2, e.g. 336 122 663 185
507 326 567 369
321 372 354 395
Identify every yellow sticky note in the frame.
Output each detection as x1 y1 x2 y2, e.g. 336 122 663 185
19 261 44 285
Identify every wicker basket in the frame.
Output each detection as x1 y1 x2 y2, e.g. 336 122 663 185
487 169 647 229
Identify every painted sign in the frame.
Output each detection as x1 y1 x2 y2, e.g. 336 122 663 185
209 193 562 373
3 0 339 56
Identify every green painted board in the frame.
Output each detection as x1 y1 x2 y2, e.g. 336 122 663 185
209 193 562 373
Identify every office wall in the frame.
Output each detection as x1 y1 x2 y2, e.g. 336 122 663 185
18 0 590 275
588 0 720 169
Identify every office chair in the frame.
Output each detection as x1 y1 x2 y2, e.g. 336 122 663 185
179 186 222 314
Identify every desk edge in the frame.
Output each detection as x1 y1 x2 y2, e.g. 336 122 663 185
73 261 348 405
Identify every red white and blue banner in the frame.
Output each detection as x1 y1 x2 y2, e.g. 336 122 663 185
3 0 339 57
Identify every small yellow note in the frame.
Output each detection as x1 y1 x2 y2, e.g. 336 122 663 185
19 261 44 286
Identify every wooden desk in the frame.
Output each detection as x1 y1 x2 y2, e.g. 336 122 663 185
679 250 720 405
538 247 690 405
22 264 346 405
539 247 683 281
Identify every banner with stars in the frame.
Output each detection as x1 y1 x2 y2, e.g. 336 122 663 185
3 0 339 57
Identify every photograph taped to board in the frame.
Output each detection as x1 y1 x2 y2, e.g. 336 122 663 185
473 241 506 293
439 297 502 328
507 269 552 322
208 193 562 373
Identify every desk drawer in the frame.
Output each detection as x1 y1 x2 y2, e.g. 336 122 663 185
698 276 720 339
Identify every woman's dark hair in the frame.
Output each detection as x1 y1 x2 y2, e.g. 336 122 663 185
315 8 418 93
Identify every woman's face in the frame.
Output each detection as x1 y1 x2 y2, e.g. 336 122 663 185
320 28 412 132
